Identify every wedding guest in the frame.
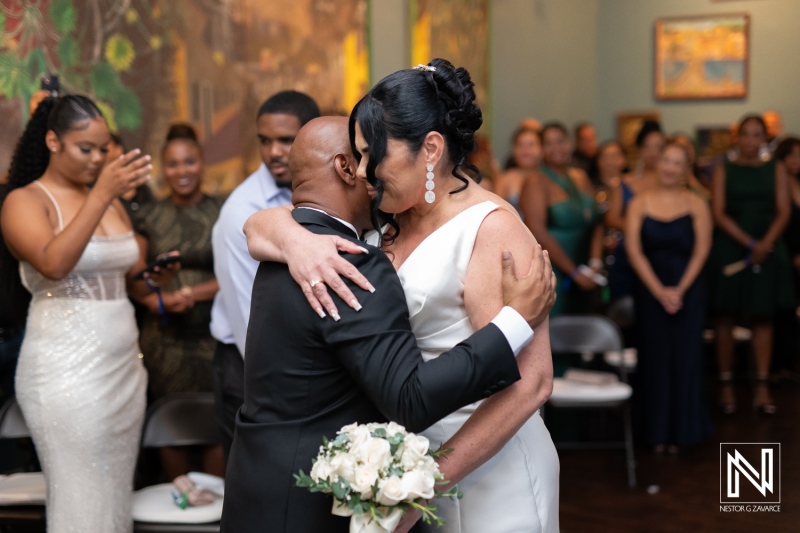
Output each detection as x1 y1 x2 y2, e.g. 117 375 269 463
1 94 154 532
572 122 598 179
626 141 713 452
495 125 542 214
671 133 710 199
707 115 793 415
520 122 602 316
606 123 665 303
133 123 223 479
772 136 800 380
210 91 319 461
596 141 635 308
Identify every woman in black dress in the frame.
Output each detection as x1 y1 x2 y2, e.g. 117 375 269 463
625 141 713 452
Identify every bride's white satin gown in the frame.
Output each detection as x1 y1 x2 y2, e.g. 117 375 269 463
396 200 560 533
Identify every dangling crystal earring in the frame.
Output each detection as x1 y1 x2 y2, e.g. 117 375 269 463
425 164 435 204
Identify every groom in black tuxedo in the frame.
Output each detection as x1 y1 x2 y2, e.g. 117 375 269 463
221 117 555 532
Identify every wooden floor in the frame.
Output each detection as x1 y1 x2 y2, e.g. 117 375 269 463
558 377 799 533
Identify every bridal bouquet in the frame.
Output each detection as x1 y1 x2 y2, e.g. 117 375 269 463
295 422 460 533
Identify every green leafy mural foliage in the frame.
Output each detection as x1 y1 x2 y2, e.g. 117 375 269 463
0 0 173 132
50 0 77 35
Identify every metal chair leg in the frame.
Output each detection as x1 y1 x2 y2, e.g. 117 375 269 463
623 403 636 487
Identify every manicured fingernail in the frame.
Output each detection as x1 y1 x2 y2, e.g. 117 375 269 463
316 308 326 319
330 310 341 322
367 283 376 293
352 300 362 311
357 246 370 254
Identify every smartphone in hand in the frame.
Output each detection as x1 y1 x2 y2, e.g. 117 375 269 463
133 254 182 280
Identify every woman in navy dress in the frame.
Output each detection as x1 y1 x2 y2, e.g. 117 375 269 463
625 141 713 452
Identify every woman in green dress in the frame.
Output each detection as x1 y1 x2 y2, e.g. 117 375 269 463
133 123 223 478
709 115 792 415
520 122 602 316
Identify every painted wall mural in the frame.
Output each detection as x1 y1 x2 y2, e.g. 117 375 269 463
0 0 369 194
410 0 490 134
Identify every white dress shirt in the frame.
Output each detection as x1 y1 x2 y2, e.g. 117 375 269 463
210 163 293 356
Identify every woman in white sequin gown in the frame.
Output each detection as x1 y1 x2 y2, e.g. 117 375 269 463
1 95 154 533
247 60 560 533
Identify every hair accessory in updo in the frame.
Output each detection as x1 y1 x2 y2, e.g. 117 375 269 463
413 64 437 72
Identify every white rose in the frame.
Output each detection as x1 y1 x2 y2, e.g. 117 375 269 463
399 446 426 471
386 421 406 437
359 437 392 469
339 423 358 435
330 452 357 484
400 469 435 500
310 458 335 483
348 425 372 452
376 475 408 506
404 435 429 456
351 464 379 499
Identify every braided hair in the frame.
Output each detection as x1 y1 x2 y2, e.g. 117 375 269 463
349 58 483 244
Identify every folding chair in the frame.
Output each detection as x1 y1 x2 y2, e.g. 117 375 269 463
133 393 222 533
0 398 45 533
546 315 636 487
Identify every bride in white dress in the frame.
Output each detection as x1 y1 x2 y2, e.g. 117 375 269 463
1 95 154 532
245 59 560 533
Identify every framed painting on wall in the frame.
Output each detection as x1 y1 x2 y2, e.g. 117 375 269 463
654 13 749 101
617 110 661 170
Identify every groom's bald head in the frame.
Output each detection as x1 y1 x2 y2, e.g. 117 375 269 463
290 117 372 233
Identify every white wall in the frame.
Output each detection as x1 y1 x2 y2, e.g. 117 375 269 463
491 0 599 162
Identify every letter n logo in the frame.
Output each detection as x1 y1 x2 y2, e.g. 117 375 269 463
720 443 780 504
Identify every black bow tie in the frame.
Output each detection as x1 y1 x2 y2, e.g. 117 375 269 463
275 180 293 190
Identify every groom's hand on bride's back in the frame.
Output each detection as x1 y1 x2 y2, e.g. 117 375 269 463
501 244 557 329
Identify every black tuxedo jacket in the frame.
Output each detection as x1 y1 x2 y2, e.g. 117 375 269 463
220 208 521 532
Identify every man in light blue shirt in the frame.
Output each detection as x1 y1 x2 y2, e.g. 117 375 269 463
210 91 320 459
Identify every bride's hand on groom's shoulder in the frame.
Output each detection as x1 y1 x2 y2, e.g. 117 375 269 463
286 233 376 320
501 244 557 329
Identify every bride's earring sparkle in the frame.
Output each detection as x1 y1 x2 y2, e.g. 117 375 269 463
425 164 435 204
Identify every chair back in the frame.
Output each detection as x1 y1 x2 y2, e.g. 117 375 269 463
549 315 623 354
141 393 220 448
0 398 30 439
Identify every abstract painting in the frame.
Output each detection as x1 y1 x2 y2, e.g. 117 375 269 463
654 13 749 101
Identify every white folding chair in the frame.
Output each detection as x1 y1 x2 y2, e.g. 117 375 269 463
547 315 636 487
133 393 222 532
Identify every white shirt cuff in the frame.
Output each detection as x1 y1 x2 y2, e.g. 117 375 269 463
491 306 534 356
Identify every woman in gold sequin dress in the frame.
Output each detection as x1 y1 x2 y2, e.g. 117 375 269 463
1 96 155 533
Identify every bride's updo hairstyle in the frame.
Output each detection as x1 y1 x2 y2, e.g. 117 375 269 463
349 58 483 239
